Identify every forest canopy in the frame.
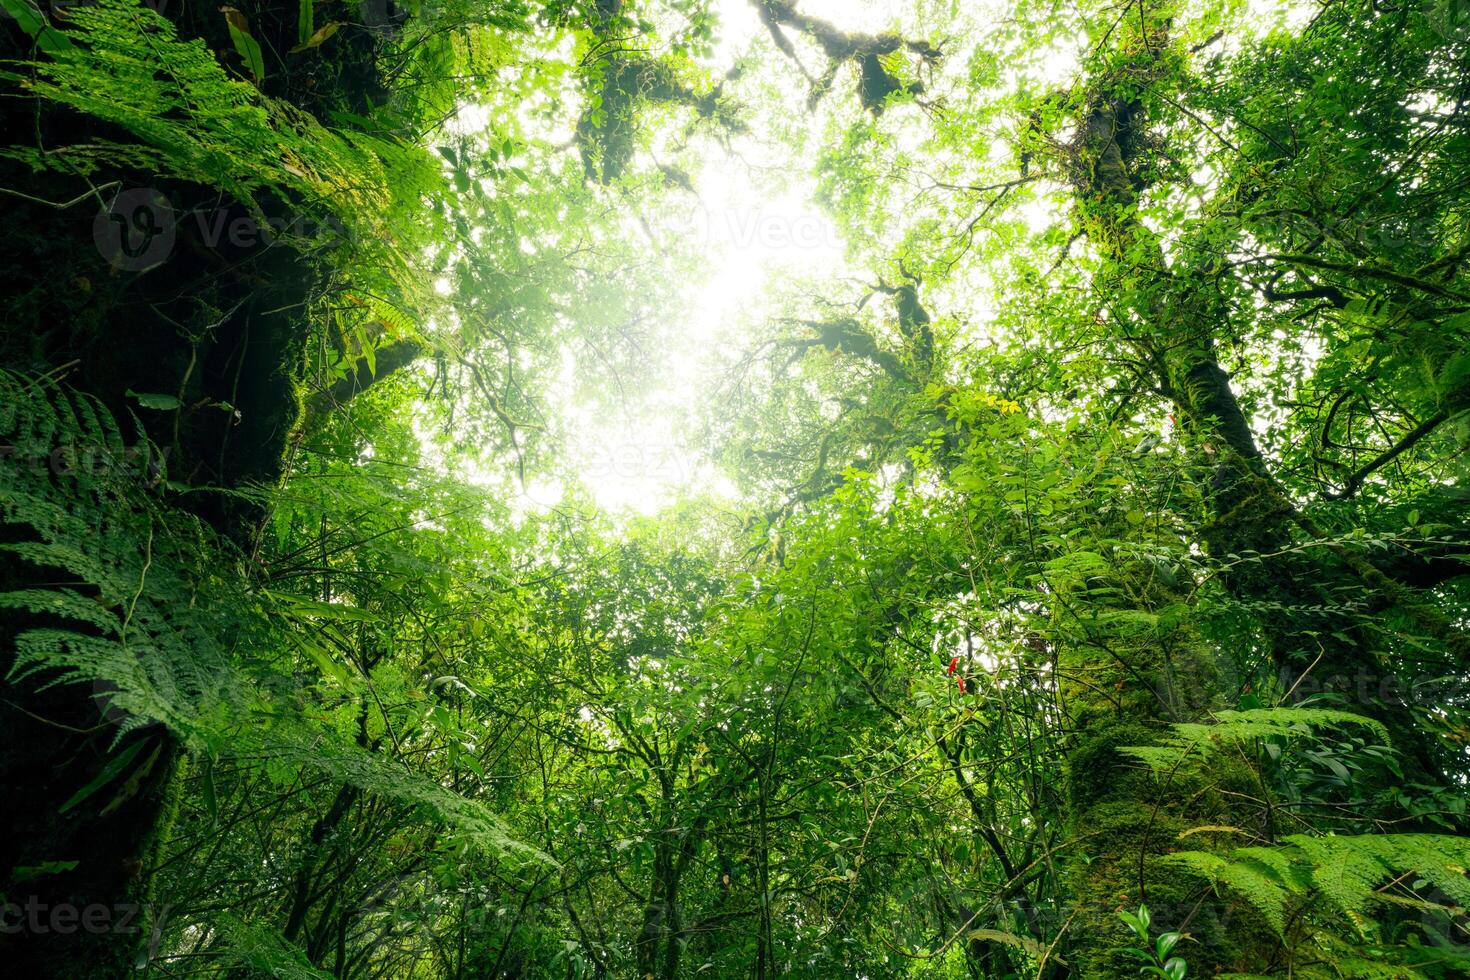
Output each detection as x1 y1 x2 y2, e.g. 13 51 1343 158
1 0 1469 977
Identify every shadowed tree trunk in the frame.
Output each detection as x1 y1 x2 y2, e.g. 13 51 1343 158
0 3 391 974
1059 9 1460 798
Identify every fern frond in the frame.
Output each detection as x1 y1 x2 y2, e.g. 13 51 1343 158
3 0 442 290
2 368 537 864
0 370 245 742
1169 833 1470 939
213 914 333 980
1283 833 1470 916
232 723 552 865
1121 707 1390 772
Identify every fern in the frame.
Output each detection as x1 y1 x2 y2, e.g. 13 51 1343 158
1288 834 1470 917
230 722 551 864
0 371 251 743
212 914 334 979
1220 938 1470 980
1 0 441 290
1168 848 1298 935
1170 832 1470 937
1125 709 1469 972
1 370 537 861
1121 707 1390 773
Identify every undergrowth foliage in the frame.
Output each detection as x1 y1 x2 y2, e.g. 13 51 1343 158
1123 708 1470 969
1172 834 1470 941
0 370 243 742
0 369 535 860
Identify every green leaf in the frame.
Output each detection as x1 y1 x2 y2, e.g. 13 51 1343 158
201 755 219 828
219 7 265 83
965 929 1046 957
126 389 182 410
0 0 73 54
266 590 383 623
296 0 313 47
290 21 342 54
11 861 79 883
59 739 149 815
288 632 354 685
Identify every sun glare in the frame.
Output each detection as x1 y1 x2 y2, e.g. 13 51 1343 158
552 1 848 514
465 0 1302 519
570 156 845 514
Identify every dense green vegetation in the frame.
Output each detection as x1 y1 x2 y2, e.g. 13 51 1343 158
1 0 1468 976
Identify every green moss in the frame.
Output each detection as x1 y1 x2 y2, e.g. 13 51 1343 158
1054 552 1278 976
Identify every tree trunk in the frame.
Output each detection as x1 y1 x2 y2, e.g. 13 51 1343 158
0 8 332 972
1066 13 1456 802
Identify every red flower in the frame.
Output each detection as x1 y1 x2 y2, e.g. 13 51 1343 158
957 676 967 694
947 656 959 676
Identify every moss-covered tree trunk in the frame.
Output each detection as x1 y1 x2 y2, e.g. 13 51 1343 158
1062 0 1457 804
1047 545 1270 974
1039 9 1470 971
0 3 389 973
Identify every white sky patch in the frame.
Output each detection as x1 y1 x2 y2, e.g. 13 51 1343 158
568 144 846 514
1246 0 1317 33
708 0 762 66
523 0 853 514
446 102 492 136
